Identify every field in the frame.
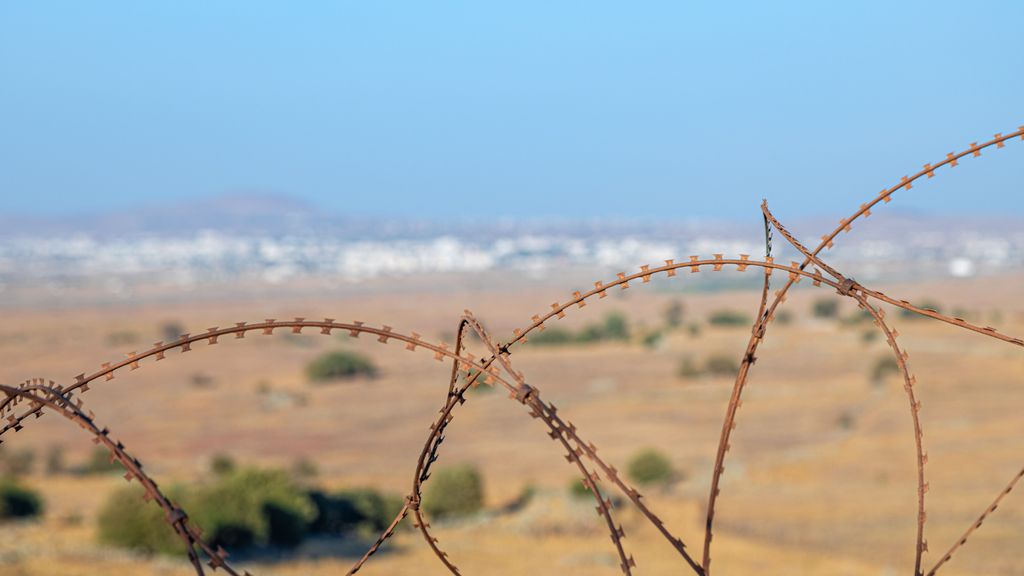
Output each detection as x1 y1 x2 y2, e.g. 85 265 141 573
0 271 1022 576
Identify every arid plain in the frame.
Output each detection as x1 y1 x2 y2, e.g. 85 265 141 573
0 270 1022 576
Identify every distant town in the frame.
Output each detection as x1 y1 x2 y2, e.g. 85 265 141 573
1 195 1021 306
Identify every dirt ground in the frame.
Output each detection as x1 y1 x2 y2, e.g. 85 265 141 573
0 271 1021 575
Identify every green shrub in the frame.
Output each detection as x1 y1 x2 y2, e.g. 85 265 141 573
627 449 675 487
837 411 855 430
704 354 740 377
677 356 701 379
812 298 839 318
568 478 604 500
599 312 630 341
842 309 874 325
528 328 575 346
0 479 43 520
641 330 663 349
774 310 794 325
78 447 123 475
577 312 631 343
423 464 484 520
306 350 377 383
160 321 186 343
900 299 943 320
210 454 237 476
97 485 181 554
686 322 701 337
0 448 35 477
309 488 404 535
664 300 686 329
871 356 901 384
190 468 316 549
708 310 751 327
45 446 65 475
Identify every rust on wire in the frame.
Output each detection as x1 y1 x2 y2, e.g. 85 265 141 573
0 124 1021 576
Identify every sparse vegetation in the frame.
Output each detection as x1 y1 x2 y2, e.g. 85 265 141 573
641 329 664 349
677 356 701 379
306 350 378 383
900 299 943 320
106 329 140 346
291 457 319 480
0 448 35 477
569 478 595 500
45 445 65 475
837 411 856 430
210 453 237 476
78 446 124 475
843 309 874 325
577 312 630 343
528 313 631 346
0 478 43 521
309 488 405 536
528 327 575 346
159 321 186 343
708 309 751 326
812 298 839 319
627 449 675 488
664 300 686 329
871 356 901 385
704 353 740 377
97 485 182 554
677 353 740 379
189 467 316 549
423 464 484 520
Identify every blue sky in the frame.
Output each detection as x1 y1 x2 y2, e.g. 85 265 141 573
1 2 1021 220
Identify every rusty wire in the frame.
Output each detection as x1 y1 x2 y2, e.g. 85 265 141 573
0 125 1022 575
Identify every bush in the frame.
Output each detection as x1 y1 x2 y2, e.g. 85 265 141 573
160 321 186 343
599 312 630 341
45 446 65 475
664 300 686 329
78 447 123 475
704 354 740 377
306 350 377 383
577 312 631 344
528 327 575 346
309 488 404 535
422 464 484 520
812 298 839 319
0 479 43 520
677 356 701 379
842 309 874 325
189 468 316 549
97 485 182 554
774 310 793 325
0 448 35 477
900 299 943 320
708 310 751 327
568 478 607 501
871 356 901 384
627 449 675 488
641 329 663 349
210 453 237 476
